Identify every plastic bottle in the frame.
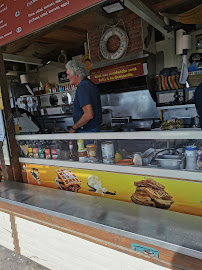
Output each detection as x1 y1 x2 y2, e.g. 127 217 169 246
28 141 34 158
77 139 85 150
68 140 76 161
15 119 20 135
45 141 51 159
18 141 25 157
51 140 60 159
38 141 45 159
32 141 39 159
60 140 68 160
185 146 198 170
24 141 28 157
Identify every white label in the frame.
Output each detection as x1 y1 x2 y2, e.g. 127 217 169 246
159 93 174 103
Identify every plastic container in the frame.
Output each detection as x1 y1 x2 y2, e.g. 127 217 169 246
198 147 202 170
185 146 198 170
132 152 143 166
78 149 88 162
77 139 85 150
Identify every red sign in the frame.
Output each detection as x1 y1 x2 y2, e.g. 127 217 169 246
0 0 103 46
90 59 145 84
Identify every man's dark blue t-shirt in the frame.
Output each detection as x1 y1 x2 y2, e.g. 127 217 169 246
194 82 202 129
73 78 102 131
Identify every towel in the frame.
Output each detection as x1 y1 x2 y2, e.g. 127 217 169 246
179 54 188 84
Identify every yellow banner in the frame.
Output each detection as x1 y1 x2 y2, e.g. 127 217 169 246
0 88 4 110
23 164 202 217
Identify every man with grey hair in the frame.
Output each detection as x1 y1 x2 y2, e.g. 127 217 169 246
66 60 102 133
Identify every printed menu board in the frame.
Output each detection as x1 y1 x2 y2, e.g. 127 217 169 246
90 59 145 84
0 0 102 46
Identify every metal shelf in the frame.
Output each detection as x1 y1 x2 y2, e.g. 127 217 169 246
157 104 195 110
35 89 76 97
16 130 202 140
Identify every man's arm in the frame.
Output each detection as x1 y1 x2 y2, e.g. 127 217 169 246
69 104 94 133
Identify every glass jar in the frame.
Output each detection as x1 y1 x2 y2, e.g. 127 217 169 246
86 144 97 162
185 146 198 170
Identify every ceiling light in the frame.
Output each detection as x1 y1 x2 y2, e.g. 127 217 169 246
102 0 125 14
41 59 52 66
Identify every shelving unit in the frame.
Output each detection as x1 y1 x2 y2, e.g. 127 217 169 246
19 157 202 181
35 90 76 97
16 130 202 182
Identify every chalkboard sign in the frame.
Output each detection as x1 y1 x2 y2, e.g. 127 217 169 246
58 71 69 84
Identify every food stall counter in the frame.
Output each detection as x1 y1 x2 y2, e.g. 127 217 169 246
0 181 202 261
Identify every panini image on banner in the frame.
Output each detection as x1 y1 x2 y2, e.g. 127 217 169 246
131 178 174 209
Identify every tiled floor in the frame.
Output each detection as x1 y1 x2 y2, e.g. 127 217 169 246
0 245 49 270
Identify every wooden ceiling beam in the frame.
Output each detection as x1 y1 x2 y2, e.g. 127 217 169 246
59 26 87 35
152 0 185 12
153 0 200 13
125 0 174 37
36 37 76 46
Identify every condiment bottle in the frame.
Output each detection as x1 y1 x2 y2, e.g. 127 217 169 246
51 140 60 159
68 140 76 161
32 141 39 159
28 141 34 158
77 139 85 150
185 146 198 170
45 141 51 159
38 141 45 159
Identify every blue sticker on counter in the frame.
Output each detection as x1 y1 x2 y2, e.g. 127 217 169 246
132 243 160 258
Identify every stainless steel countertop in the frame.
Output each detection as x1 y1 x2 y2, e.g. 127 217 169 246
0 181 201 260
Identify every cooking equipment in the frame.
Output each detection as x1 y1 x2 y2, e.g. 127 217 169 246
62 92 72 105
122 118 159 131
156 154 183 169
39 92 74 107
111 117 130 126
185 87 196 104
156 89 185 107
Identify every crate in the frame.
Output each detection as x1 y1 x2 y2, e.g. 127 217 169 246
187 73 202 87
